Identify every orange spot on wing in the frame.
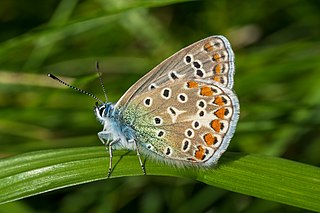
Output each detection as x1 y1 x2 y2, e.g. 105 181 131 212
204 43 213 52
187 81 198 88
195 145 206 160
200 86 213 96
204 133 217 146
211 119 221 132
212 53 221 62
214 64 221 74
213 76 221 83
214 108 226 119
214 96 225 106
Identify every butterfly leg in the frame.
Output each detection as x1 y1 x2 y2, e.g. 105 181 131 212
130 139 146 175
106 139 119 178
97 131 117 177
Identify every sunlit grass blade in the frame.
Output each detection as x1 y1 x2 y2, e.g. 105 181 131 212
0 147 319 212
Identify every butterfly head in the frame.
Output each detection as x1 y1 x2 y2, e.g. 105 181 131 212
94 102 115 124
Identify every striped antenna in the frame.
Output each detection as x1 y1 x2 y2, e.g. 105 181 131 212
48 73 104 104
96 61 108 102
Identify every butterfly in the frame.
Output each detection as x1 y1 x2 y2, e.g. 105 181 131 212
49 35 240 177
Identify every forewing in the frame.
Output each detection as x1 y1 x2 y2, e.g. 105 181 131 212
115 36 235 109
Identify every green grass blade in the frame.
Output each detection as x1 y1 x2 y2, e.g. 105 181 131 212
0 147 319 212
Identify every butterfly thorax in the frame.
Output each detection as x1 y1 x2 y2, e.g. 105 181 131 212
94 102 136 150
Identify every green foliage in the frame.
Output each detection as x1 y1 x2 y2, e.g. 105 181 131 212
0 0 319 212
1 148 319 211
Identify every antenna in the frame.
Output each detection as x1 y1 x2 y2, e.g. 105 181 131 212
96 61 108 102
47 73 104 104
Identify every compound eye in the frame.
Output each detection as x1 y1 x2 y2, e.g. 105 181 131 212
98 106 106 117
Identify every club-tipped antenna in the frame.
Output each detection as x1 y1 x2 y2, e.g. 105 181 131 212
96 61 108 102
48 73 104 104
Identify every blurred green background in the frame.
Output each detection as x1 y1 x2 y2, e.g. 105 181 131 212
0 0 319 212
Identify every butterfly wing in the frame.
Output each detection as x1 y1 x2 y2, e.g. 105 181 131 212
115 36 235 109
117 35 238 166
121 79 239 166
